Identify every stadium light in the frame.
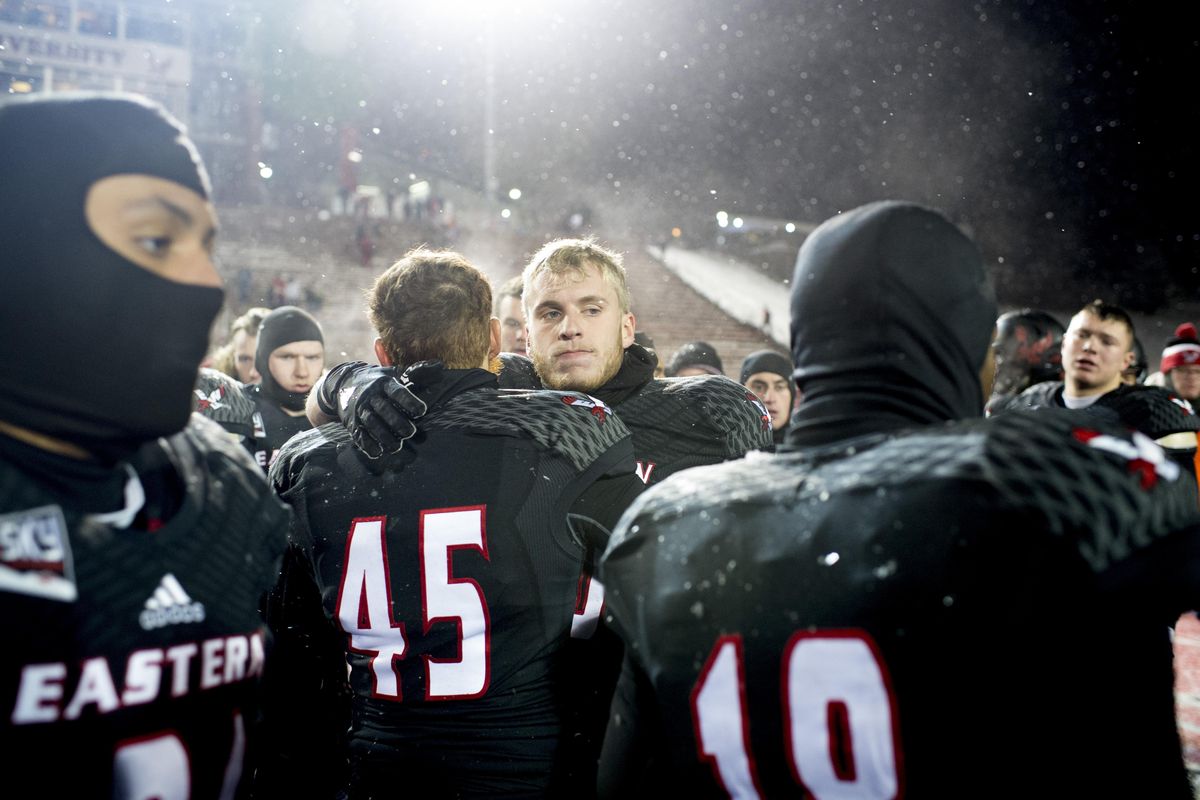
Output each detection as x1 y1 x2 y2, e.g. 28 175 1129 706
509 188 522 200
785 222 796 233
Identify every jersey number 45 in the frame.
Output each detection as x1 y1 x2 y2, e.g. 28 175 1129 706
335 507 489 701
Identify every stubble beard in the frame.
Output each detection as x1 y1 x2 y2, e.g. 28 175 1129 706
532 331 626 393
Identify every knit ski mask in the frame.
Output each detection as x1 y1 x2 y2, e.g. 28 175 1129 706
0 94 223 463
255 306 325 412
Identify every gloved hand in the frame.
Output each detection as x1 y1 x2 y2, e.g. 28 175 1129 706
318 360 443 458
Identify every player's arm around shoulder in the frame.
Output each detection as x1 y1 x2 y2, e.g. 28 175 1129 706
669 374 775 457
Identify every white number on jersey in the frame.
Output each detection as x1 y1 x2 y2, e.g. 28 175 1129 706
691 630 902 799
336 508 490 701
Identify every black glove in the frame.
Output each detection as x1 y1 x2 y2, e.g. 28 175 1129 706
318 360 442 458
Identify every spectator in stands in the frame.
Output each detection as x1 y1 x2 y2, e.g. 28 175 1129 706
739 349 796 446
236 267 253 306
284 274 302 307
665 340 724 377
248 305 325 470
493 275 526 356
269 273 286 307
212 306 271 385
1162 323 1200 402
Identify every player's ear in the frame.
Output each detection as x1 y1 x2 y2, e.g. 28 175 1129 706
488 318 501 358
374 337 393 367
621 311 636 349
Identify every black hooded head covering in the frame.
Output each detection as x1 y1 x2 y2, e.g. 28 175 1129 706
255 306 325 411
786 201 996 447
0 93 223 463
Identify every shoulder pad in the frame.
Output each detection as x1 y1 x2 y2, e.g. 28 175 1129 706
658 375 774 456
1010 380 1063 410
983 410 1198 571
268 424 345 490
177 414 258 470
1090 385 1199 441
497 353 541 389
425 388 631 472
193 368 256 438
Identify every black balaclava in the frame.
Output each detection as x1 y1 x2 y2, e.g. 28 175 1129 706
0 93 224 463
255 306 324 411
786 201 996 447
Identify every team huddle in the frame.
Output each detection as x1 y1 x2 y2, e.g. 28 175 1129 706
4 93 1200 799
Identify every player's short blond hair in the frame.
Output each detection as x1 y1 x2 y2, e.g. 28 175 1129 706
521 238 630 314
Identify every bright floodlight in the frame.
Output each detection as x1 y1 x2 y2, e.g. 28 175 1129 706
732 217 744 229
501 208 512 219
716 211 729 228
258 162 273 179
347 150 364 164
508 188 522 200
785 222 796 233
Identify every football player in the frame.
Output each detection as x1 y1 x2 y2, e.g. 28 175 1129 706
599 201 1200 797
0 94 289 797
265 249 643 796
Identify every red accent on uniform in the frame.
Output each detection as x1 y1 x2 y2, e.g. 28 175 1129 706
1128 459 1158 490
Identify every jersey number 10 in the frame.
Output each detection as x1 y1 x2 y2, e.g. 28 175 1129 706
336 508 490 701
691 630 902 799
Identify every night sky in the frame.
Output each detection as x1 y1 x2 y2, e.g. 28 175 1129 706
257 0 1199 310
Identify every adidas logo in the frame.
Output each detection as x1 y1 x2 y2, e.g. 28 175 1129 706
139 573 206 631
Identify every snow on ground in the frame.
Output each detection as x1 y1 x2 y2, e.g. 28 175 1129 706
650 245 791 348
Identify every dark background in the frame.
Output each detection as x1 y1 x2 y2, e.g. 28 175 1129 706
252 0 1199 311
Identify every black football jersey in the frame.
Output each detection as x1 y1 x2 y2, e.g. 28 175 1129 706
0 415 290 798
268 369 640 796
599 410 1200 798
611 375 772 487
247 384 313 472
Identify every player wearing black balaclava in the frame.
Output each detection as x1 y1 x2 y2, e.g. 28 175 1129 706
248 305 325 470
599 201 1200 798
0 93 289 797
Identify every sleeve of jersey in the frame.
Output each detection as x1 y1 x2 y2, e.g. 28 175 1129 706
597 488 663 655
985 412 1200 607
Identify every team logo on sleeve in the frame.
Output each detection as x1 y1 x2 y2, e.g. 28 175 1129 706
562 394 611 424
193 385 228 412
745 392 771 431
1072 427 1180 489
0 505 76 602
1169 395 1196 416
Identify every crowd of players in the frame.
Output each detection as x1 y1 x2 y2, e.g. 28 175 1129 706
5 92 1200 798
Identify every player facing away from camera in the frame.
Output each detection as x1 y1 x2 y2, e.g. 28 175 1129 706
0 94 289 798
598 201 1200 798
266 249 643 796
